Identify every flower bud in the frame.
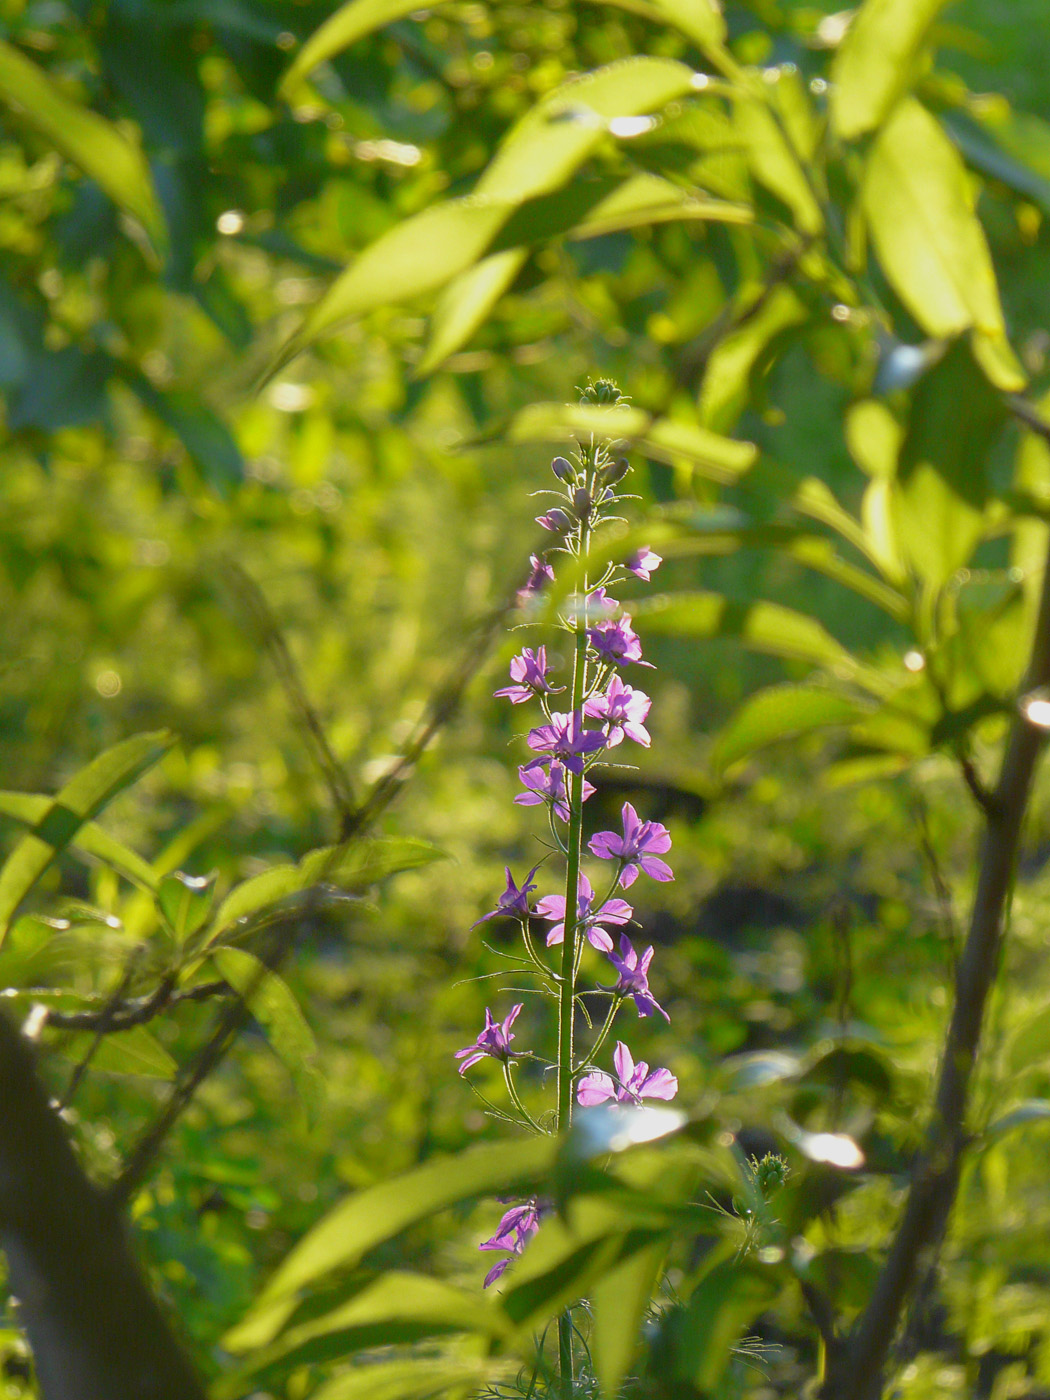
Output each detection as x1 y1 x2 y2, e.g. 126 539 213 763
551 455 574 483
600 457 630 486
536 507 574 533
573 487 592 518
579 377 624 406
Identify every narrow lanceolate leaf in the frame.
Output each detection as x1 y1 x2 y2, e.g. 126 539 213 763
231 1272 509 1378
308 1356 496 1400
0 792 156 892
59 1025 177 1079
0 39 165 255
710 684 870 774
831 0 951 140
635 592 859 672
734 96 823 234
591 1239 668 1397
0 731 176 946
210 948 324 1115
509 403 756 482
225 1136 556 1351
418 250 528 376
281 0 446 93
862 99 1007 340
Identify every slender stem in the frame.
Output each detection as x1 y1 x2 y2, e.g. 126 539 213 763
556 487 592 1400
503 1063 545 1134
586 995 623 1068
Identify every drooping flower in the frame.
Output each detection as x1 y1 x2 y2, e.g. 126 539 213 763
517 554 555 604
588 802 673 887
454 1004 524 1074
494 646 560 704
584 675 651 748
535 507 574 533
535 874 632 954
515 760 595 823
473 864 542 925
588 614 654 668
576 1040 678 1106
479 1197 547 1287
606 933 669 1020
625 546 662 581
527 710 606 775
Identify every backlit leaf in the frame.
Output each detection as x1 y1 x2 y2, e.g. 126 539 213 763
0 792 156 892
591 1239 667 1397
0 731 176 946
710 684 869 773
60 1025 177 1079
0 39 165 254
831 0 951 140
862 99 1007 339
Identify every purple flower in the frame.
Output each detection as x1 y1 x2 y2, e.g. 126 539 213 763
535 874 632 954
567 587 617 628
479 1196 547 1287
473 864 542 926
606 934 669 1020
588 614 654 668
588 802 673 888
576 1040 678 1106
536 507 573 533
454 1004 524 1074
584 675 651 748
527 710 607 775
625 546 662 581
494 646 560 704
515 760 595 822
517 554 555 604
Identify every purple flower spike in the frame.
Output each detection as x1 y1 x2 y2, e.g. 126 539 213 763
625 546 662 581
515 760 595 822
576 1041 678 1106
494 646 561 704
480 1196 547 1288
584 675 651 748
517 554 555 604
527 710 607 774
474 864 542 926
588 802 673 888
588 614 654 668
454 1004 524 1074
607 933 669 1020
536 874 632 953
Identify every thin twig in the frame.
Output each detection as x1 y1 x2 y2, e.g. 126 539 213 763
47 979 230 1032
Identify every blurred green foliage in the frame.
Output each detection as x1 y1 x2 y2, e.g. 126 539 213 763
5 0 1050 1398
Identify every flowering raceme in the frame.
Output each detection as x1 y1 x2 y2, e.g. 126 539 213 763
452 383 677 1308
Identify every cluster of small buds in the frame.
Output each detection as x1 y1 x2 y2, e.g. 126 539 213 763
453 382 678 1289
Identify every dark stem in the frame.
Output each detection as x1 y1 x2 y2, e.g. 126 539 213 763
821 531 1050 1399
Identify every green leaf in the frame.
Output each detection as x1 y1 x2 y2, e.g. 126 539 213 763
309 1357 492 1400
125 372 244 499
157 870 217 944
0 791 156 892
895 337 1005 586
830 0 951 140
673 1255 779 1389
591 1238 667 1397
418 250 528 376
635 592 860 672
59 1025 177 1079
733 96 823 234
225 1136 556 1351
862 99 1008 340
0 39 165 255
211 864 303 937
233 1272 508 1377
281 0 431 91
0 731 176 946
509 403 756 482
985 1100 1050 1141
303 836 445 889
699 285 808 433
710 684 869 773
476 57 701 204
591 0 726 54
209 947 324 1116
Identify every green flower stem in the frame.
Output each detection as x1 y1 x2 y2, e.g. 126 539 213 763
502 1062 544 1134
586 994 623 1068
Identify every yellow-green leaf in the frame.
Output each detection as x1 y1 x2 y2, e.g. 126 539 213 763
831 0 951 140
0 39 165 255
710 684 870 773
734 95 823 234
862 99 1007 339
0 791 156 892
60 1025 177 1079
281 0 439 92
